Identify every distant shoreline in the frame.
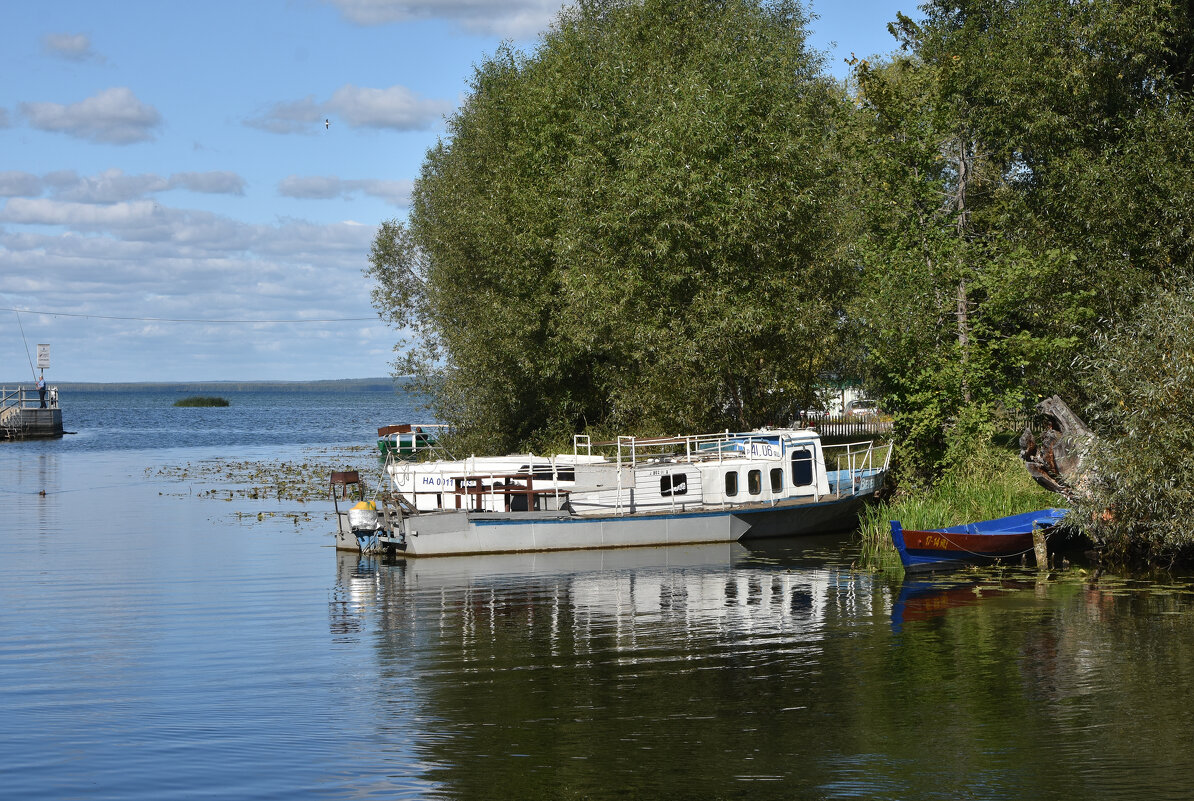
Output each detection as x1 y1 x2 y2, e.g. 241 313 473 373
7 377 410 393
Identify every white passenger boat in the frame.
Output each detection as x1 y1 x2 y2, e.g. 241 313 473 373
342 428 890 557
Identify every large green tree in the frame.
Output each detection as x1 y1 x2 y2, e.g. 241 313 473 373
845 0 1194 482
368 0 850 452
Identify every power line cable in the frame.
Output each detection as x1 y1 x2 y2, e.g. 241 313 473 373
0 306 377 324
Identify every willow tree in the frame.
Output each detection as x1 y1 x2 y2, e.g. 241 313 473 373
368 0 850 452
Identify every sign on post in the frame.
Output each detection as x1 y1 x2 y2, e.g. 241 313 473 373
37 344 50 370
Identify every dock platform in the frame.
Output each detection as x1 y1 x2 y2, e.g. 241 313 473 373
1 386 63 440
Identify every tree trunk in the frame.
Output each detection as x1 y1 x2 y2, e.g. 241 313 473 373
955 137 972 404
1019 395 1096 501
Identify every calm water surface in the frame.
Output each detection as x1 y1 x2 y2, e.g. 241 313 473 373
3 390 1194 799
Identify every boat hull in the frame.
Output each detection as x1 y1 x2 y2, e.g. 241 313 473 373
889 509 1067 572
377 492 874 557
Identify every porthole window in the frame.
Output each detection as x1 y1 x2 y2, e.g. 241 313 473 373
748 469 762 495
724 471 739 497
770 468 784 493
791 449 813 487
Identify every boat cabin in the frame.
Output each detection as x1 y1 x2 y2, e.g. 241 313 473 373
385 428 881 517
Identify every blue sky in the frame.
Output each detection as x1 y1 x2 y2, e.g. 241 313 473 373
2 0 912 383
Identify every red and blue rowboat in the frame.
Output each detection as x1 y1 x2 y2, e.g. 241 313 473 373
890 508 1068 571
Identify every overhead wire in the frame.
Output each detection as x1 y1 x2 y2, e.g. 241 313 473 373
1 306 377 324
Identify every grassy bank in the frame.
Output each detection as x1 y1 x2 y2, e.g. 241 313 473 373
858 443 1062 569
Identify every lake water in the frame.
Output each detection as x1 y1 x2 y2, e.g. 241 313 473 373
4 389 1194 799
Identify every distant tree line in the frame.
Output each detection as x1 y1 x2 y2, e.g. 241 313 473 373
367 0 1194 555
52 378 406 393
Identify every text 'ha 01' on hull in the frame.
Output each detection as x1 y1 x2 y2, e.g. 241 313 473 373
889 508 1068 572
347 428 892 557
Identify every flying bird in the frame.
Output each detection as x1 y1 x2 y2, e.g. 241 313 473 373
325 118 330 130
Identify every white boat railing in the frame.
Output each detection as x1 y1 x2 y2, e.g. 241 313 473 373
575 430 803 469
822 440 894 497
392 432 894 515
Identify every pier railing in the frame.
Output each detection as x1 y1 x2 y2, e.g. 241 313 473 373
1 385 63 440
1 385 59 411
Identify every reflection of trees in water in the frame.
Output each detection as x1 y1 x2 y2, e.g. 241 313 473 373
883 572 1194 799
336 552 1194 800
348 551 883 798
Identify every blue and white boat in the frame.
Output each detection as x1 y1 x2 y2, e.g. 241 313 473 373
345 428 891 556
890 508 1068 572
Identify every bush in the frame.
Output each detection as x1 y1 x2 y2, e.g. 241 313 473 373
1073 280 1194 562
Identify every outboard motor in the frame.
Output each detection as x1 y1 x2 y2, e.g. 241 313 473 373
348 501 382 545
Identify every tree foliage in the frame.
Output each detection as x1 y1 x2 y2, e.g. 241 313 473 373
844 0 1194 482
368 0 849 452
1073 282 1194 561
367 0 1194 556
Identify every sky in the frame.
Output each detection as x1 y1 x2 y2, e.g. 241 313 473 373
1 0 913 383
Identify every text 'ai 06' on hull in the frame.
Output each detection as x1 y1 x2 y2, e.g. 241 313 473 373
339 428 891 558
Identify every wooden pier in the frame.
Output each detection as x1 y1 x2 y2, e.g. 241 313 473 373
1 385 63 440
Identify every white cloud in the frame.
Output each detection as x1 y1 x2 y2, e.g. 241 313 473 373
246 84 450 135
20 87 161 145
277 175 412 206
323 0 562 37
1 197 160 228
168 171 246 196
42 32 104 63
327 84 452 130
3 169 248 203
51 168 170 203
244 95 323 134
0 171 41 197
0 198 387 381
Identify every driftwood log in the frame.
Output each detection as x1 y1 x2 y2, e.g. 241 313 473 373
1019 395 1095 502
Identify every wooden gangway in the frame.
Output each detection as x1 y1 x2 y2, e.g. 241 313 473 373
0 385 63 440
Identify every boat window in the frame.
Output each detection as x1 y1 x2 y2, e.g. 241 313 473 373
748 469 762 495
661 473 688 497
770 468 784 493
791 449 813 487
724 471 738 497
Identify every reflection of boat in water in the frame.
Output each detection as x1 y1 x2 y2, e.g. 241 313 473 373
345 428 890 557
330 542 881 648
889 509 1067 572
889 577 1035 633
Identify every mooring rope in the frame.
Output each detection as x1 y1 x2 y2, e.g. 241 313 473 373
929 528 1048 559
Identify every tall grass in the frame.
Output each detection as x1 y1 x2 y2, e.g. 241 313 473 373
858 442 1061 561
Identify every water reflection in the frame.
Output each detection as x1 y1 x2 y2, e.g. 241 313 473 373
331 545 892 798
329 550 1194 800
334 543 880 654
